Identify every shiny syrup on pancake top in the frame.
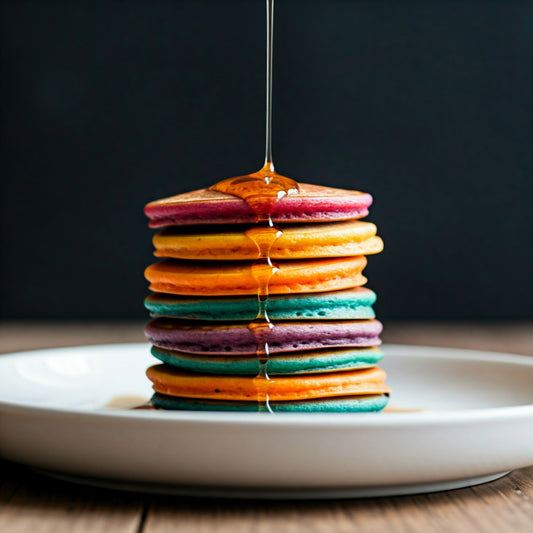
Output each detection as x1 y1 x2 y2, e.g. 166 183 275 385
210 164 299 412
209 1 297 412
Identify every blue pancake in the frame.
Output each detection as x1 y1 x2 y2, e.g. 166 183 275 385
151 392 389 412
151 346 384 375
144 287 376 321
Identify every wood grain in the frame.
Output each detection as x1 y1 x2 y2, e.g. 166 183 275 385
0 462 145 533
129 468 533 533
382 321 533 356
1 462 532 533
0 321 146 354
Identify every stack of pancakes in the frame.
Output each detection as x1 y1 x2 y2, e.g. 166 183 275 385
144 182 390 412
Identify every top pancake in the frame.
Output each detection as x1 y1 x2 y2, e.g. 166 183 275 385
145 183 373 227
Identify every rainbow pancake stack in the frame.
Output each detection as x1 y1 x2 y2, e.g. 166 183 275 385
144 181 390 412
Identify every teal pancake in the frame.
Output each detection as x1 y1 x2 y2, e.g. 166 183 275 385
151 346 384 375
145 287 376 321
151 392 389 412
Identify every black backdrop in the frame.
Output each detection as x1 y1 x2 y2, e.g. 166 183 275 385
1 1 532 320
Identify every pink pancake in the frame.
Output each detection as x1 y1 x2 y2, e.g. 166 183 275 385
145 183 373 227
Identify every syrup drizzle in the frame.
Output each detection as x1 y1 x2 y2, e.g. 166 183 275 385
211 172 298 413
247 222 280 412
209 1 299 412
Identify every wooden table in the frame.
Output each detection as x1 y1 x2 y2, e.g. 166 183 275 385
1 322 532 533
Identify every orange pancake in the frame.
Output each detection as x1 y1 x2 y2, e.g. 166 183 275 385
146 364 390 401
145 256 368 296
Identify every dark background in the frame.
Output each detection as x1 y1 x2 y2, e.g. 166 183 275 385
1 0 532 320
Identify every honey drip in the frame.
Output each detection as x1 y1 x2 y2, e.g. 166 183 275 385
211 165 299 217
247 223 280 412
208 1 299 412
210 165 298 412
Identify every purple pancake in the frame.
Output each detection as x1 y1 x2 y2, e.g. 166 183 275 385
145 318 382 355
144 183 373 227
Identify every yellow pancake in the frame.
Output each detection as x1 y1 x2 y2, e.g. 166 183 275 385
153 221 383 260
145 256 368 296
146 364 390 401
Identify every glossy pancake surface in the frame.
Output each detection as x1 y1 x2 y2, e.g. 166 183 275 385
147 364 390 401
153 220 383 260
151 346 384 375
145 183 373 227
145 287 376 321
151 392 389 412
145 257 368 296
145 318 382 355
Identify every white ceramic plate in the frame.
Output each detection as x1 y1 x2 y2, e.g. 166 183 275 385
1 343 532 499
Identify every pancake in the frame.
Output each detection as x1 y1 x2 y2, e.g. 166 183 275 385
144 176 388 413
151 392 389 412
152 220 383 260
145 287 376 321
146 364 390 401
145 318 382 355
145 256 368 296
150 346 384 375
145 183 373 227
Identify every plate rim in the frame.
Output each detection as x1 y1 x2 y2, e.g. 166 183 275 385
1 342 533 426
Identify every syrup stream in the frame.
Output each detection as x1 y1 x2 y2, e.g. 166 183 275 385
264 0 274 169
247 223 280 412
209 0 299 412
